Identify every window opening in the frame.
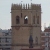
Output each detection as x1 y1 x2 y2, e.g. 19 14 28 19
16 16 20 24
24 16 28 24
33 16 35 24
37 16 39 24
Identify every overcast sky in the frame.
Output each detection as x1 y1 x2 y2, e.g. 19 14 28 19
0 0 50 30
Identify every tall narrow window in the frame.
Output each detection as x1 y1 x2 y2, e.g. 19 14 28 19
33 16 35 24
21 13 22 18
5 38 7 42
37 16 39 24
16 16 20 24
24 16 28 24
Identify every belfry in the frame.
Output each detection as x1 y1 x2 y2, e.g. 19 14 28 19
11 3 42 50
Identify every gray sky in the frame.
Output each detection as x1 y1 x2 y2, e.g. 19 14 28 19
0 0 50 30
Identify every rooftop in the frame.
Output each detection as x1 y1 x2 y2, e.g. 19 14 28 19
11 3 41 10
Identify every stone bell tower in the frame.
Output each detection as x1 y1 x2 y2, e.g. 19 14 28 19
11 3 41 50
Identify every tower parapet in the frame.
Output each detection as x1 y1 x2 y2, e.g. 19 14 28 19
11 3 41 10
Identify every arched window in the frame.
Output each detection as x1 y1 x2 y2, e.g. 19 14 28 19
24 16 28 24
16 16 20 24
37 16 39 24
35 36 38 45
33 16 35 24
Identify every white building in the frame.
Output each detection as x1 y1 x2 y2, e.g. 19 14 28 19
41 26 50 50
0 29 12 50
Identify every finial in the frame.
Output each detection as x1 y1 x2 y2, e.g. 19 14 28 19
26 4 27 9
23 4 25 9
30 0 32 5
21 4 22 9
21 1 23 3
20 1 22 5
28 4 29 9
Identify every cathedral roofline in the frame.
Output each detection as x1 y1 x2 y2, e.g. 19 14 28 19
11 3 41 10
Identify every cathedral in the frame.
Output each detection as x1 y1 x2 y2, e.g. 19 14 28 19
11 3 42 50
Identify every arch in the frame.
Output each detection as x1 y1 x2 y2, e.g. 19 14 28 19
24 15 28 24
16 16 20 24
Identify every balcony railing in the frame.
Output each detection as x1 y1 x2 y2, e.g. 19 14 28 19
0 46 11 48
0 36 11 38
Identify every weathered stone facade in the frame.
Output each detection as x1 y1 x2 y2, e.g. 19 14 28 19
11 3 41 50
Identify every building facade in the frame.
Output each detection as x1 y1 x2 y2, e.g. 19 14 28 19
0 29 12 50
11 3 41 50
41 26 50 50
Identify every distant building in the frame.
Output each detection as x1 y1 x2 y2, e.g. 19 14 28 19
0 29 12 50
41 26 50 50
11 3 42 50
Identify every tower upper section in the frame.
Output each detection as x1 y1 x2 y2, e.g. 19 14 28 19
11 4 41 10
11 3 41 27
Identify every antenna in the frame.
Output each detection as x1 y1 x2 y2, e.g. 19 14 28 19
48 24 50 28
20 1 23 5
21 1 23 3
30 0 32 4
49 24 50 27
44 23 46 29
